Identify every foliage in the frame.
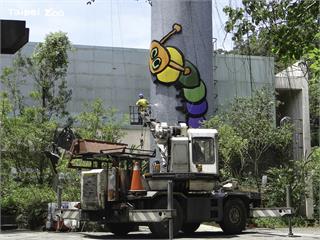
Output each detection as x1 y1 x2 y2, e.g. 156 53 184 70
264 148 320 215
30 31 72 119
0 96 127 229
309 148 320 220
223 1 320 147
223 0 319 69
20 31 72 120
76 98 128 142
203 88 293 186
264 160 306 212
1 95 57 184
0 178 55 229
0 31 72 185
0 31 73 229
0 52 28 116
55 157 81 202
305 33 320 146
204 116 248 179
253 216 313 228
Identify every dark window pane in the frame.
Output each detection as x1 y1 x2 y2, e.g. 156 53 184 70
192 137 215 164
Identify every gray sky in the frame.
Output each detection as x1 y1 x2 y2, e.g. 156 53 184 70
0 0 241 50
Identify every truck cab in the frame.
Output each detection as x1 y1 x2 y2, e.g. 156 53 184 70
169 129 218 174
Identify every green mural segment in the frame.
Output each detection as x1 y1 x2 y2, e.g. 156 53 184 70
183 81 206 103
178 60 200 88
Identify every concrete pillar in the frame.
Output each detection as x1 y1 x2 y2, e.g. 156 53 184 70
276 62 314 219
150 0 213 127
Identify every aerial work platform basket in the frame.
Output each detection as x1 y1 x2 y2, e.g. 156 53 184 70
129 106 151 125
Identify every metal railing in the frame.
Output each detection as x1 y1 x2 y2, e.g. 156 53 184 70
129 106 151 125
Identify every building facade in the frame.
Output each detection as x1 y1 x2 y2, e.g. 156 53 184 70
0 43 274 148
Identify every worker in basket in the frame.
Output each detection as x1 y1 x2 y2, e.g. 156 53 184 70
136 93 149 124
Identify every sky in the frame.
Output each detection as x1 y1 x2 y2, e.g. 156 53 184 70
0 0 242 50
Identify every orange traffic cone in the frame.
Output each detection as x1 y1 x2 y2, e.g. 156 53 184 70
130 161 144 191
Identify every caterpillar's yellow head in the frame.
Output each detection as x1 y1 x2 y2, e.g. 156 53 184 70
149 23 191 83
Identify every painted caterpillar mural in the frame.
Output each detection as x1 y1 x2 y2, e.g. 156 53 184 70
149 23 208 128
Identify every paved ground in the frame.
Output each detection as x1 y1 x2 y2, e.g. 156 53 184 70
1 225 320 240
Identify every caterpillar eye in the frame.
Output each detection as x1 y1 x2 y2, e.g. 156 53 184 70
151 47 158 59
152 58 162 70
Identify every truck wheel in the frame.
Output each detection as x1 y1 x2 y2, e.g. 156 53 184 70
181 222 200 234
107 223 135 236
219 198 247 235
149 197 183 238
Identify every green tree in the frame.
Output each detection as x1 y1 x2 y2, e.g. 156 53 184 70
0 52 28 116
0 32 73 184
265 147 320 215
0 96 57 184
223 0 319 69
76 99 127 142
24 31 72 120
204 116 248 179
203 88 293 187
305 33 320 145
223 1 320 146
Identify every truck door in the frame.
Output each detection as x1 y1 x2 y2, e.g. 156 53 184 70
188 129 218 174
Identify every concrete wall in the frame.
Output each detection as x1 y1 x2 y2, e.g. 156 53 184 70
67 45 150 117
0 43 274 147
0 43 150 119
214 54 274 114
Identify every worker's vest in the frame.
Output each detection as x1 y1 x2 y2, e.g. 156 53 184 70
136 99 148 111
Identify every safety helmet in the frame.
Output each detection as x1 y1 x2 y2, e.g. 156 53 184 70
139 93 144 98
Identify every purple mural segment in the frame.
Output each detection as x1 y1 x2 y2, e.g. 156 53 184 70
186 100 208 116
188 116 205 128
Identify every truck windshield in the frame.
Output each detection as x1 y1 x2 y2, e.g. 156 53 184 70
192 137 215 164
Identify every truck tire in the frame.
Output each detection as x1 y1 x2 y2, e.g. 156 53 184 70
219 198 247 235
181 222 200 234
149 197 183 238
107 223 135 236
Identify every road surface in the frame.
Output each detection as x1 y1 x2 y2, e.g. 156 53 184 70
1 224 320 239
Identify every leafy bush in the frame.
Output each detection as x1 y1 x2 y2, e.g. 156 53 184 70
203 88 293 187
253 216 313 228
264 148 320 216
264 161 305 213
56 158 81 202
0 33 71 230
310 148 320 220
1 180 55 229
76 98 128 142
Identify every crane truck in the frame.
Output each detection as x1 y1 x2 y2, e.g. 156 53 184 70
48 108 292 237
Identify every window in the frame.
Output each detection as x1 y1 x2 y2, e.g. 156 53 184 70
192 137 215 164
